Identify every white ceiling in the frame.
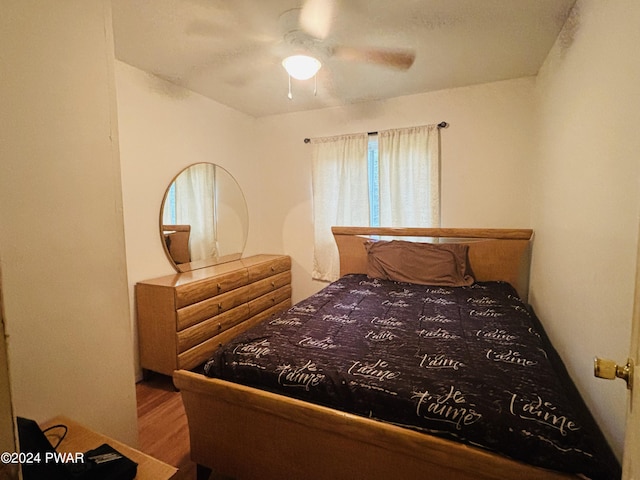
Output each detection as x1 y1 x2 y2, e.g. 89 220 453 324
111 0 576 118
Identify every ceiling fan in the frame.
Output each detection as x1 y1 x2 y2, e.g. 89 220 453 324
279 0 416 98
184 0 416 98
282 0 416 73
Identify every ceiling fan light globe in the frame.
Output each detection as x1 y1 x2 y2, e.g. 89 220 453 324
282 55 321 80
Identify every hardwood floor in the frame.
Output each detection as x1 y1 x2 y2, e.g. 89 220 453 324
136 374 197 480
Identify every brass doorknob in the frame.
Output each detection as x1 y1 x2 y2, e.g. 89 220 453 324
594 357 634 390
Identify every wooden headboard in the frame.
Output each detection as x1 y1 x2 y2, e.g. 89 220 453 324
332 227 533 301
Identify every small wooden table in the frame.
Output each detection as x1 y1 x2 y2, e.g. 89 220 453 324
42 416 177 480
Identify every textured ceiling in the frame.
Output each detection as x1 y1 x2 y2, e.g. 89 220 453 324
111 0 576 118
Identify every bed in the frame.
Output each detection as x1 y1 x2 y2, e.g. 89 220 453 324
173 227 619 480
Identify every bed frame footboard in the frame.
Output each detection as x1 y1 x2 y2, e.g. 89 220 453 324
173 370 573 480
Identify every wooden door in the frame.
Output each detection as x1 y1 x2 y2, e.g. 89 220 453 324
623 225 640 478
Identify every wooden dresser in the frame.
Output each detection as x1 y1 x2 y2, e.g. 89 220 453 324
136 254 291 376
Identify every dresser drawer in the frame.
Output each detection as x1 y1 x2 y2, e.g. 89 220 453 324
251 299 292 325
246 271 291 302
177 304 250 353
175 269 248 308
176 284 251 331
248 285 292 317
247 256 291 283
177 311 267 370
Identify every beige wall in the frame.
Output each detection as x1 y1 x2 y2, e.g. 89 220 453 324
0 0 137 444
530 0 640 457
254 77 537 302
115 62 261 378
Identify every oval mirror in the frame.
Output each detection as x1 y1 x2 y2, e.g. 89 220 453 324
160 163 248 272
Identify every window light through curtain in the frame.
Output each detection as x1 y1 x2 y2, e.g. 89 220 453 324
378 124 440 228
163 163 218 261
311 124 441 281
311 133 369 281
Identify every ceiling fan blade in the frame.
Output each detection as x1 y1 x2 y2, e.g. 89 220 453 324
332 45 416 70
299 0 335 39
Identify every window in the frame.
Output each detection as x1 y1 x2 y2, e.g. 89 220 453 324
311 124 441 281
164 182 177 224
161 163 218 262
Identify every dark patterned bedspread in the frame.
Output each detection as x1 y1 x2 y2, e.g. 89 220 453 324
204 275 620 479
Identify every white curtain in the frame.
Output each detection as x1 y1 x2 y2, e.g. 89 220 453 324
174 163 218 261
378 125 440 227
311 133 369 281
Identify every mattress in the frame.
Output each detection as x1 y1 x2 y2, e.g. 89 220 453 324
204 274 620 479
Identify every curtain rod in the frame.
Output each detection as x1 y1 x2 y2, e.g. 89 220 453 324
303 121 449 144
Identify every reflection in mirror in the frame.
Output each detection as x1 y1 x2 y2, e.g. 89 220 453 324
160 163 248 272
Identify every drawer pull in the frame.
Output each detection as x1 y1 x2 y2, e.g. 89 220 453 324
218 303 223 312
271 266 276 272
217 283 222 292
218 323 222 331
271 281 276 288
